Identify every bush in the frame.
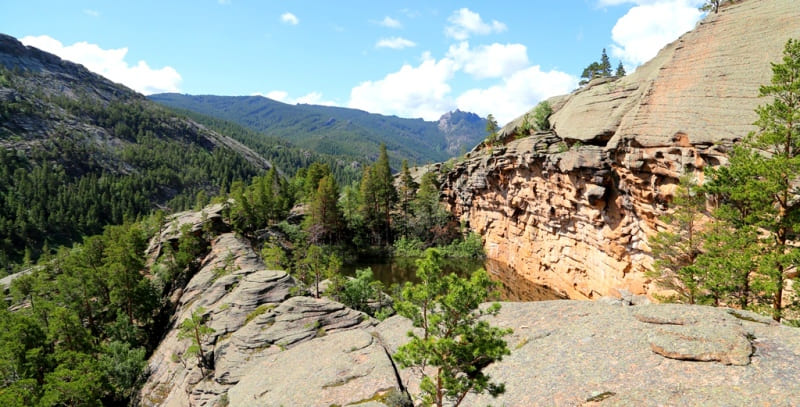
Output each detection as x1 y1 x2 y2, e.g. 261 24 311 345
532 101 553 131
440 232 485 259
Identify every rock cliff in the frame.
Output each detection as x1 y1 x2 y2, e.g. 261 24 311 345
138 206 800 406
442 0 800 299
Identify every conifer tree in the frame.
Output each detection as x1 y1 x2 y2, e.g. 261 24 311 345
397 160 418 238
615 61 626 77
600 48 612 76
704 38 800 321
394 249 511 407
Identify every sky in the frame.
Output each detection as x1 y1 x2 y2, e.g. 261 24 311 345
1 0 708 125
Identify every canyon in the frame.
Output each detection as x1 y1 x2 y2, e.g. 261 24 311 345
442 0 800 299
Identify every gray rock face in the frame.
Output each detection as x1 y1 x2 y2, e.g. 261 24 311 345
228 329 399 407
464 301 800 406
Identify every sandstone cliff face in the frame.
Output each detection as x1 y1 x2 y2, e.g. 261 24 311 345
443 0 800 299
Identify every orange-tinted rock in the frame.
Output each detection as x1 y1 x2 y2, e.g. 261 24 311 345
445 0 800 299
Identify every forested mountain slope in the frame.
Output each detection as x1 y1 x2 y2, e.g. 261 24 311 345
0 33 271 268
149 93 486 166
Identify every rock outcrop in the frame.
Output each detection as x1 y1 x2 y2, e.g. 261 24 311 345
138 206 800 406
442 0 800 299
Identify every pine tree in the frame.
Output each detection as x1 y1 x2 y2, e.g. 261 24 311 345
394 249 511 407
484 114 499 145
648 175 706 304
615 61 626 77
178 307 215 377
600 48 612 76
704 39 800 321
304 175 343 245
397 160 418 238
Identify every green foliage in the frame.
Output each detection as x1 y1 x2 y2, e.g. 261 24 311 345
336 268 385 315
580 48 615 85
532 101 553 132
227 168 293 235
178 307 216 377
648 175 707 304
359 144 398 246
0 218 166 405
615 61 626 77
393 249 511 407
304 174 344 245
484 113 500 145
0 81 260 268
149 93 487 170
296 245 342 298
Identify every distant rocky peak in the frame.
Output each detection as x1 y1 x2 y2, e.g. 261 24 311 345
437 109 483 133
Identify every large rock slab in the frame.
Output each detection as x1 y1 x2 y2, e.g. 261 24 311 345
463 301 800 406
228 329 401 407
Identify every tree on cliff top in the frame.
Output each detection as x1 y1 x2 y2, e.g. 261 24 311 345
393 248 511 407
703 38 800 321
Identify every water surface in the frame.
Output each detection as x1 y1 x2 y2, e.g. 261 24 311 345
343 257 565 302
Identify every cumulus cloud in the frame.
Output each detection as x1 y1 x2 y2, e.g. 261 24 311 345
281 12 299 25
376 37 416 50
606 0 704 66
446 42 529 79
348 54 457 120
379 16 402 28
445 8 507 40
83 9 100 17
457 67 577 125
347 42 576 123
20 35 181 95
257 90 336 106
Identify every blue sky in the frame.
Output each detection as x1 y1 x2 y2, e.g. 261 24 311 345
1 0 707 124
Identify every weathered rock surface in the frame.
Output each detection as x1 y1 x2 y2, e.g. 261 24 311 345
228 329 399 407
138 208 800 406
137 207 396 407
443 0 800 299
465 301 800 406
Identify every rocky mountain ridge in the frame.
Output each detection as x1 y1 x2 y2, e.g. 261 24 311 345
442 0 800 299
138 205 800 406
149 93 487 167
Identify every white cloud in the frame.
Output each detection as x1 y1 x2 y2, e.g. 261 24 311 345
347 39 576 122
376 37 416 50
281 12 299 25
348 54 457 120
83 9 100 17
257 91 336 106
446 42 528 79
609 0 703 66
20 35 181 95
218 0 231 5
456 67 577 125
445 8 507 40
379 16 402 28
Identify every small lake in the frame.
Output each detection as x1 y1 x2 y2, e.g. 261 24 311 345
343 257 565 302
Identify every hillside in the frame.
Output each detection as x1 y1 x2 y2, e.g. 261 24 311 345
149 93 486 166
0 33 272 267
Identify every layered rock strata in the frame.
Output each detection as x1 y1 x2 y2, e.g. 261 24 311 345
442 0 800 299
138 207 800 406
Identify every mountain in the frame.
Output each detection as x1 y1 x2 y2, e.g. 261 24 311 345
441 0 800 299
0 33 272 266
149 93 486 166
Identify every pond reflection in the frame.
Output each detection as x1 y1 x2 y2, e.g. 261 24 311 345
342 257 565 302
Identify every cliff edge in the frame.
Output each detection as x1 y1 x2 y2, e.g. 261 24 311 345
443 0 800 299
